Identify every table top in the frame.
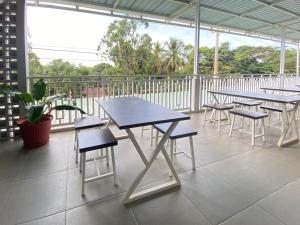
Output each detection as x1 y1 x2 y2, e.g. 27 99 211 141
209 90 300 103
97 97 190 129
261 87 300 93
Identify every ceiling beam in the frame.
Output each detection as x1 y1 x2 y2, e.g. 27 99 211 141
252 0 300 19
216 5 266 26
29 0 300 44
169 0 196 20
112 0 121 9
199 3 300 35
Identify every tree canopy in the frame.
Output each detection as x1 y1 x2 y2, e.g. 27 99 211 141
29 19 298 77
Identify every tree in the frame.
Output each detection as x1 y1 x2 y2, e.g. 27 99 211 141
98 19 154 76
152 42 164 74
163 38 185 73
92 63 113 75
29 51 44 75
43 59 76 76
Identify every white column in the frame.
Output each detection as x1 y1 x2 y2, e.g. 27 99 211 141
16 0 29 93
296 43 299 76
191 0 201 112
213 32 220 78
280 29 285 87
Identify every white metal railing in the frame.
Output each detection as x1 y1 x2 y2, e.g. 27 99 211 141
28 75 192 127
28 74 300 128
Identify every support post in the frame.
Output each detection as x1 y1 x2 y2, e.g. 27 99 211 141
213 32 220 78
280 29 285 87
296 43 299 77
191 0 201 112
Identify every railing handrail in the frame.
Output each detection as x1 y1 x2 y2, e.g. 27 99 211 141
28 73 298 80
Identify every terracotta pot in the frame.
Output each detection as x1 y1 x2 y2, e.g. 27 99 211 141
17 114 53 148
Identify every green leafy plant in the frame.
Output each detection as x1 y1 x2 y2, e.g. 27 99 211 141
0 79 86 124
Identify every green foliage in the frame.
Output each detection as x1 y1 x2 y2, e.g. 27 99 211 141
0 79 86 124
32 79 46 101
28 19 298 77
29 52 44 75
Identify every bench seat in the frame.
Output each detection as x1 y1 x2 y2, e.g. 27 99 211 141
74 116 104 130
230 109 268 119
232 100 262 107
154 122 197 140
260 105 293 113
78 128 118 153
203 103 234 110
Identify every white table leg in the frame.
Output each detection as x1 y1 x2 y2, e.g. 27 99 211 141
277 102 299 147
123 121 181 204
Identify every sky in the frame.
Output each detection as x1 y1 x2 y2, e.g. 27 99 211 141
27 6 292 67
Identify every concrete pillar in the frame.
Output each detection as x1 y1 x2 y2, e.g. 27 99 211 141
213 32 220 78
191 0 201 112
280 29 285 87
16 0 29 110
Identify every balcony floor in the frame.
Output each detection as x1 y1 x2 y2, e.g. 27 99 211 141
1 112 300 225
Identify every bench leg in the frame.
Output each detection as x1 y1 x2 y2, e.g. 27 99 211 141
203 108 208 126
111 146 117 186
79 153 83 173
247 106 251 127
74 130 79 164
141 126 144 137
189 136 196 170
229 114 235 137
174 139 177 153
261 118 266 142
150 126 154 146
169 139 174 177
218 110 221 132
106 148 109 166
155 129 159 147
251 119 256 146
81 152 86 196
240 114 244 133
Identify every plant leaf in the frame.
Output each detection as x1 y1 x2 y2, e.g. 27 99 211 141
15 93 33 103
32 79 46 101
0 84 33 104
0 84 12 93
44 94 63 105
50 104 86 114
27 105 44 124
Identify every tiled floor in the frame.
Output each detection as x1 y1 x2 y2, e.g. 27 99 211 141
1 112 300 225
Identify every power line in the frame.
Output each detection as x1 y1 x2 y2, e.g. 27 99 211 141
31 47 100 54
32 44 98 51
38 57 110 62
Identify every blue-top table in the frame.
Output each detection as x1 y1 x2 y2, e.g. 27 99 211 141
261 87 300 93
97 96 190 204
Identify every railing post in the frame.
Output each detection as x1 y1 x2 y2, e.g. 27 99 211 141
191 0 201 112
296 43 299 78
280 29 286 87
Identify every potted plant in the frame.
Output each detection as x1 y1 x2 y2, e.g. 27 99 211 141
0 79 86 148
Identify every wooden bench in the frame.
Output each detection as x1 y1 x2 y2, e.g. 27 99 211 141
74 116 105 164
232 100 262 127
229 109 268 145
232 100 262 108
78 128 118 196
153 122 197 171
260 105 293 132
260 105 293 113
203 103 234 132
